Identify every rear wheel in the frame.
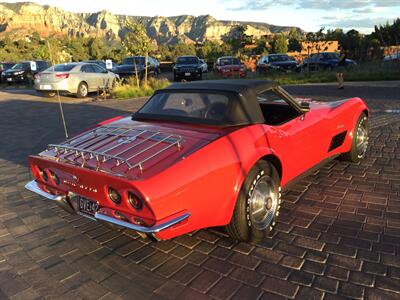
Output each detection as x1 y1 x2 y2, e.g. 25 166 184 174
226 161 281 243
42 91 56 98
342 113 369 163
76 82 88 98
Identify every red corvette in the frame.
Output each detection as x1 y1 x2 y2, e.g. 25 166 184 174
25 80 369 242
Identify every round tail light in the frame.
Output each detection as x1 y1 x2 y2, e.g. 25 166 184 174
108 187 121 205
38 167 48 182
128 192 143 210
49 170 60 185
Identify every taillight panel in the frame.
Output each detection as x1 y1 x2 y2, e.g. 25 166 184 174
127 191 143 211
55 73 69 79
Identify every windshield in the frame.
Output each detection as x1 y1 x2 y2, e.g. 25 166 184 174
322 52 339 59
12 62 30 70
176 57 199 64
48 64 77 72
85 61 106 68
269 55 291 62
0 63 14 70
134 92 236 125
220 58 241 66
123 57 145 65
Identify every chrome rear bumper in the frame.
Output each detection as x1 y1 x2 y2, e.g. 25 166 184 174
25 180 190 234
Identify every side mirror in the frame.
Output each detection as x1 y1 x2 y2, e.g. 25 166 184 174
300 101 310 112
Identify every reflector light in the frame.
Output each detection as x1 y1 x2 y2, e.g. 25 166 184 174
108 187 121 205
38 167 48 182
128 192 143 210
49 170 60 185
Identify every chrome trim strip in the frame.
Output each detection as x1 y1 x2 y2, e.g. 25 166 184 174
24 180 64 201
25 180 190 234
94 211 190 233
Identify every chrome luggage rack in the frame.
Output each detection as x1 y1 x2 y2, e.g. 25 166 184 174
44 126 183 174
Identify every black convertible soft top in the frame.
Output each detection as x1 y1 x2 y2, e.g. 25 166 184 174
165 79 279 94
132 79 290 126
149 80 281 125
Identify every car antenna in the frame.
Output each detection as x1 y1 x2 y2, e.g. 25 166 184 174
47 41 69 139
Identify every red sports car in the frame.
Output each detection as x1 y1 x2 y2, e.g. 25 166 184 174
25 80 369 242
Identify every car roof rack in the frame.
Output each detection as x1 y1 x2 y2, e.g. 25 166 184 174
45 125 183 175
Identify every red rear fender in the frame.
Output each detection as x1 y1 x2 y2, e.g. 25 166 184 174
28 155 156 225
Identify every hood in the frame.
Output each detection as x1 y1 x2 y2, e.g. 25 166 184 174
39 117 228 180
4 68 26 74
220 64 244 70
175 64 200 68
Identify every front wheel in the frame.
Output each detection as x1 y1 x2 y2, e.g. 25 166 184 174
341 113 369 163
226 160 281 243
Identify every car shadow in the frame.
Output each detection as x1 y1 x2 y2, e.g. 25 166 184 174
0 99 143 167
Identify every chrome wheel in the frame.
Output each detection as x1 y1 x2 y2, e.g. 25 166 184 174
79 84 88 97
356 117 368 158
249 176 278 230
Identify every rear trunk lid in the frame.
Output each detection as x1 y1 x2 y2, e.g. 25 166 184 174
38 117 227 180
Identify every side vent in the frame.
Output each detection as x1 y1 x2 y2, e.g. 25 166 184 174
329 130 347 152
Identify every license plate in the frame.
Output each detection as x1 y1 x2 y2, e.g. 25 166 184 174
79 197 99 216
7 78 12 82
40 84 52 90
185 72 191 76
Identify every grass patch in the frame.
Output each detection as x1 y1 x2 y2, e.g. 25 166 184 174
254 62 400 85
204 62 400 85
114 77 170 99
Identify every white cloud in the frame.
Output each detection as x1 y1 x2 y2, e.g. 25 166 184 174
227 0 400 11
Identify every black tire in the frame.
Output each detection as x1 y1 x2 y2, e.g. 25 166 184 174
76 82 88 98
199 73 203 81
226 160 281 243
42 91 56 98
341 113 369 163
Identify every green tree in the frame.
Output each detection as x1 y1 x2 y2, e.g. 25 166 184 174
123 22 153 86
222 25 252 55
271 33 288 53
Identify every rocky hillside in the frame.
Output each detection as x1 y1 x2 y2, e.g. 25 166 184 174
0 2 301 44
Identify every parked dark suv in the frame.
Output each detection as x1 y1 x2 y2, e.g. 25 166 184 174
173 56 203 81
256 54 298 73
0 62 15 82
1 60 49 84
116 56 160 80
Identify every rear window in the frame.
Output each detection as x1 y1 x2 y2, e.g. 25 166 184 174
135 92 233 125
52 64 76 72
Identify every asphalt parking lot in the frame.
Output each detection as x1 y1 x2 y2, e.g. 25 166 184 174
0 81 399 300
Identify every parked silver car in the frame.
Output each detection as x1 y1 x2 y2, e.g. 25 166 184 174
34 63 118 98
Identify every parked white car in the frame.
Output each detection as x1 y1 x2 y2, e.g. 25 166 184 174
34 63 118 98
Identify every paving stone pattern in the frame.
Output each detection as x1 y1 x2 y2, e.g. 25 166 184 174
0 85 399 299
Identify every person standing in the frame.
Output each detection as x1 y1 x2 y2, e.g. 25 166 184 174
336 47 346 89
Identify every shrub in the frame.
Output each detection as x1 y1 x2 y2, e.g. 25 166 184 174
114 77 170 99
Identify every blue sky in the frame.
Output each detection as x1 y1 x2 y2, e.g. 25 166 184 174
5 0 400 33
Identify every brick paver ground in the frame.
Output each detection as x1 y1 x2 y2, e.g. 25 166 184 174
0 83 399 299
